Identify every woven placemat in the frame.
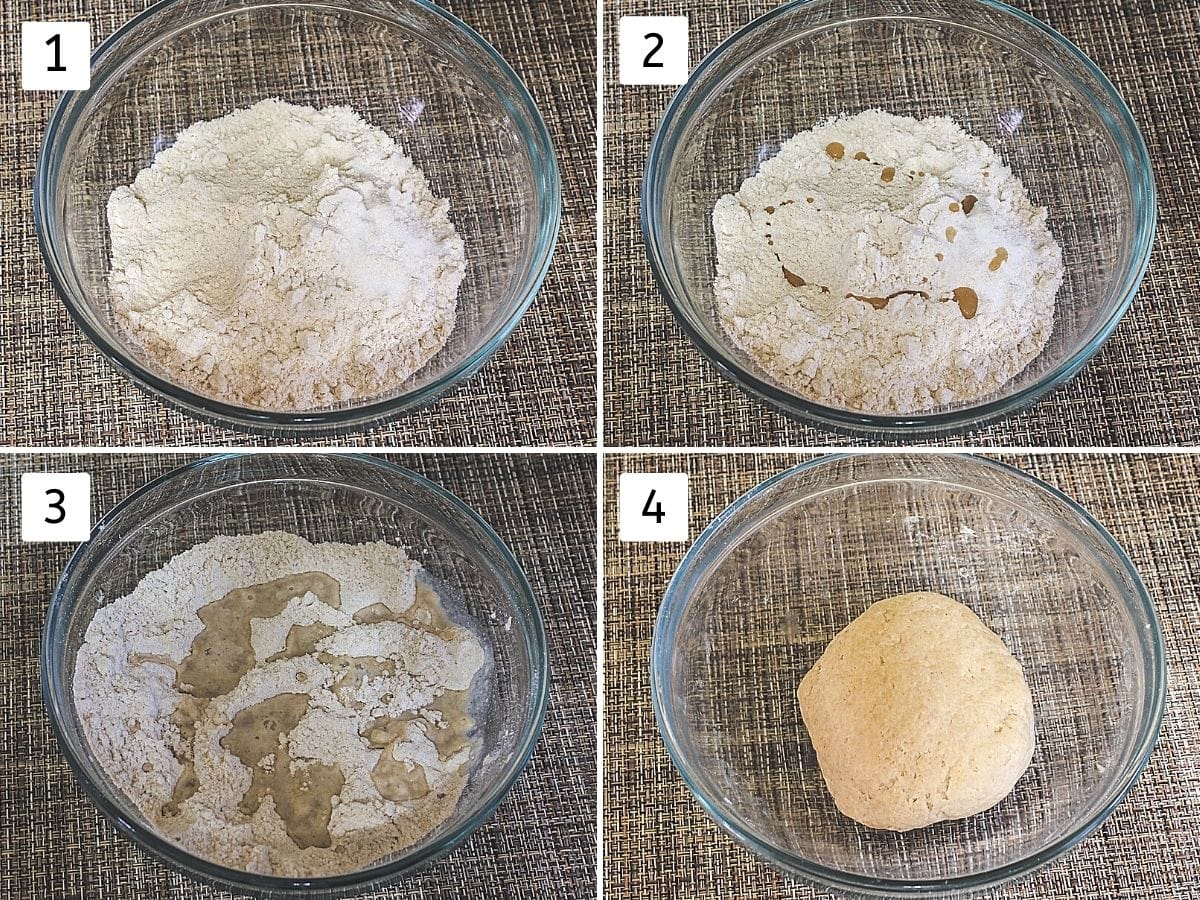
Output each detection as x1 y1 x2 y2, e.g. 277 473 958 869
604 452 1200 897
0 452 597 899
603 0 1200 447
0 0 596 447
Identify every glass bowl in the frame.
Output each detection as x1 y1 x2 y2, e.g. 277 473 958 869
42 454 548 896
34 0 560 436
651 454 1164 896
642 0 1156 439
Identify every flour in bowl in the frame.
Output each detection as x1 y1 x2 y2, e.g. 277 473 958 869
73 532 486 877
713 109 1063 414
106 98 465 411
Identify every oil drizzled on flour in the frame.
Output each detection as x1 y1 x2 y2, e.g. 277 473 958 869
713 109 1063 414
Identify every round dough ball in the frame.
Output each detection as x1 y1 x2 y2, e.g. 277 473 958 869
797 591 1035 831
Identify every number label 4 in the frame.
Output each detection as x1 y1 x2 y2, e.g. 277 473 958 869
21 473 91 542
619 16 688 86
619 473 688 542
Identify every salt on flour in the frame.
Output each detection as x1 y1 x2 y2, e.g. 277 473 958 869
713 109 1064 414
73 532 486 878
107 98 465 411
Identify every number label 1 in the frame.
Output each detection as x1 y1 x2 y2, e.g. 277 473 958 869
21 22 91 90
21 473 91 542
619 16 689 86
619 473 688 542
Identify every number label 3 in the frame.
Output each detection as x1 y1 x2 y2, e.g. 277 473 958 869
619 473 688 542
619 16 688 86
21 473 91 542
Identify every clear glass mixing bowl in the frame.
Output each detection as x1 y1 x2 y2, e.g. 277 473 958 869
652 454 1164 896
42 454 548 896
35 0 560 435
643 0 1156 439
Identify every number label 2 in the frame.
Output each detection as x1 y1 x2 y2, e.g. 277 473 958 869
642 32 665 68
619 16 689 86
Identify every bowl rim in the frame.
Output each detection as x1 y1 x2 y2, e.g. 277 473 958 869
650 452 1166 894
641 0 1158 439
33 0 562 436
40 452 551 895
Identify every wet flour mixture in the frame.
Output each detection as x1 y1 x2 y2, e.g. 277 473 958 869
713 109 1064 413
74 532 486 877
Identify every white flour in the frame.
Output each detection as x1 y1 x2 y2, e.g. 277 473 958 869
713 110 1063 413
73 532 486 877
107 99 466 411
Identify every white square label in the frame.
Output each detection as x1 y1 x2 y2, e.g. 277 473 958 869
619 16 688 86
21 473 91 542
619 473 688 542
22 22 91 91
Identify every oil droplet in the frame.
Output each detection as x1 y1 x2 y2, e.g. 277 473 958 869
176 573 340 698
989 247 1009 271
946 226 957 242
825 142 845 160
881 166 895 183
953 286 979 319
853 151 870 161
846 289 930 311
267 622 338 662
222 693 344 850
962 194 978 214
422 690 474 760
781 266 806 287
400 582 459 641
854 295 890 310
373 750 430 802
949 201 961 213
353 602 397 625
159 573 341 819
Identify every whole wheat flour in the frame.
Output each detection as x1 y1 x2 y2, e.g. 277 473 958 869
73 532 487 877
107 98 466 411
713 109 1064 413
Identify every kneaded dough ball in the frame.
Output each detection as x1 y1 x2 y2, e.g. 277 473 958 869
797 591 1035 831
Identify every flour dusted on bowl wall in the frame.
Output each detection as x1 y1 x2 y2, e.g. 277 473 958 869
106 98 466 412
73 532 487 878
712 109 1064 415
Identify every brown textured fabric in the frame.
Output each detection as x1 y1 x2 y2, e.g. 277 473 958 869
0 0 596 447
0 452 597 899
603 0 1200 447
604 452 1200 897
